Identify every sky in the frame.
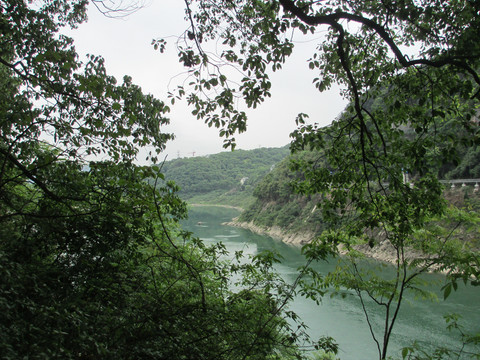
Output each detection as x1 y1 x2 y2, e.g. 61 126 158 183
66 1 347 160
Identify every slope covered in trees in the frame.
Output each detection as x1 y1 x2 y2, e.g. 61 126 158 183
239 147 480 246
239 96 480 242
238 151 324 239
161 146 289 207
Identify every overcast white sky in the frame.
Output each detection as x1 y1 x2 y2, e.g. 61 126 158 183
66 1 347 161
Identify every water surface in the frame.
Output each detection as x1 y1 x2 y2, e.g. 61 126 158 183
183 205 480 360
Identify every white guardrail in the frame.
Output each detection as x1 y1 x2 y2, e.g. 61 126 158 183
381 179 480 190
439 179 480 189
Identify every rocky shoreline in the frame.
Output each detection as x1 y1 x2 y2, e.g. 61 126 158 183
224 219 427 268
223 220 315 245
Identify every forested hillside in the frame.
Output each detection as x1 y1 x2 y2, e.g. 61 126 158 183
238 89 480 242
239 145 480 244
161 146 290 207
238 152 323 240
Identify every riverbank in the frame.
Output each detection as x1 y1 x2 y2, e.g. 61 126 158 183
189 203 245 212
223 220 315 245
189 204 470 280
224 219 429 268
222 189 480 269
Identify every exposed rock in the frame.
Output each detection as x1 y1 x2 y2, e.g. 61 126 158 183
225 219 428 267
223 220 315 245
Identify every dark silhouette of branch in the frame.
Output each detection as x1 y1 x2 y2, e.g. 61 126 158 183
0 147 83 204
278 0 480 90
152 171 208 313
91 0 146 18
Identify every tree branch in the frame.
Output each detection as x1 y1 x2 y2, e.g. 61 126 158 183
278 0 480 90
0 147 81 204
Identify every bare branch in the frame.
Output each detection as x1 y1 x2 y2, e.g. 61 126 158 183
91 0 147 18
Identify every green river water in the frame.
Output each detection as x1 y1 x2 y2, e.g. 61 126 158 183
183 205 480 360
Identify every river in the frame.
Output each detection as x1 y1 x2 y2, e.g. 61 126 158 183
183 205 480 360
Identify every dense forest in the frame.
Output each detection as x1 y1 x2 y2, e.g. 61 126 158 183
0 2 303 359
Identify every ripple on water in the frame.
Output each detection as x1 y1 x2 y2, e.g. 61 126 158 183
184 207 480 360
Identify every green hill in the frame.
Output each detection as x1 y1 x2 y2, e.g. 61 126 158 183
237 151 325 241
238 147 480 246
160 146 290 208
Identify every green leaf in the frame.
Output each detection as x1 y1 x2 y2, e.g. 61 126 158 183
443 283 452 300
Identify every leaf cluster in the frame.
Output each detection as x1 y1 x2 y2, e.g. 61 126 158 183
0 2 306 359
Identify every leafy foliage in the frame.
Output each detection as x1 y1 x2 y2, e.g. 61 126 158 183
0 160 301 359
165 0 480 357
0 2 304 359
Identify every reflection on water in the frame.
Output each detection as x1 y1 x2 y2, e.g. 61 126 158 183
183 205 480 360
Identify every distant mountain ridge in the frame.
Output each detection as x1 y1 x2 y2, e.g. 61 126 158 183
161 146 290 208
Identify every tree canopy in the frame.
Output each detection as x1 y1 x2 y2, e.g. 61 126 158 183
0 1 306 359
166 0 479 147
